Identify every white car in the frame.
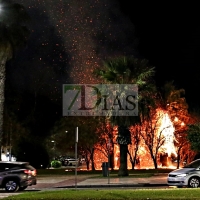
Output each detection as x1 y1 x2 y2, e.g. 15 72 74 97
64 158 79 166
167 159 200 188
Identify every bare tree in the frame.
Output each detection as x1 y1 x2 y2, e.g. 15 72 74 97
128 125 141 169
173 120 190 169
94 119 115 170
140 109 171 169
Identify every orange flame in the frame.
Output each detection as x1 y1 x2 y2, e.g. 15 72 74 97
93 109 178 170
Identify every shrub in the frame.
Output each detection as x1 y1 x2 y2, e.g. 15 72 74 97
51 160 62 168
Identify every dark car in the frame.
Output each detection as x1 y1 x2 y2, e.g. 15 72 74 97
167 159 200 188
0 161 37 192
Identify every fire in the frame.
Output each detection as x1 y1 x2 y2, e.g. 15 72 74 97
158 110 177 157
93 109 182 170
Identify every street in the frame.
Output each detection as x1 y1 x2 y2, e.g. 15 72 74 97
0 174 175 199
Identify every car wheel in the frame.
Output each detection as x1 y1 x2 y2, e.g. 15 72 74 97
18 186 28 191
4 180 19 192
188 177 200 188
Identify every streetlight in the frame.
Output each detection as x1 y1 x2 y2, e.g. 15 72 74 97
107 139 111 184
75 127 78 189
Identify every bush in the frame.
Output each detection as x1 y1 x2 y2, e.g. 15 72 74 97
51 160 62 168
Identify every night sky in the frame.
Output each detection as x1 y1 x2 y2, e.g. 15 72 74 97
119 1 200 107
5 0 200 135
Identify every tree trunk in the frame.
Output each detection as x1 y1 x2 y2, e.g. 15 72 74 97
0 38 12 160
132 156 137 170
177 147 181 169
153 158 158 169
0 61 6 161
133 148 139 170
177 154 180 169
118 144 129 176
128 151 136 170
86 161 90 170
91 148 95 171
110 152 114 170
128 152 134 170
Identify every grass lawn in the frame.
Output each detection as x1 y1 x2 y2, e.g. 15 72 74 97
4 188 200 200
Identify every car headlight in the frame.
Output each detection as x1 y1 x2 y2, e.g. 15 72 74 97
176 173 188 177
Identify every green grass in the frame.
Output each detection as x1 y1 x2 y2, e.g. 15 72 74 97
4 188 200 200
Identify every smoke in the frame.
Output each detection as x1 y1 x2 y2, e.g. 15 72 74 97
16 0 138 84
4 0 139 131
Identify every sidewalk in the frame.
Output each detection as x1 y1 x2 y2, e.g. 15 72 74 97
55 174 168 188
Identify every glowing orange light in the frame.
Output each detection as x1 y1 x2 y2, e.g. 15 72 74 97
92 109 179 170
174 117 178 122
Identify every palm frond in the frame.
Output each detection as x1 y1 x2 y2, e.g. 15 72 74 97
95 55 156 127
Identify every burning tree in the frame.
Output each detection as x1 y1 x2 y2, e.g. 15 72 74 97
94 120 115 170
95 56 155 176
91 81 195 170
172 117 191 168
128 125 142 169
162 81 194 168
140 108 175 169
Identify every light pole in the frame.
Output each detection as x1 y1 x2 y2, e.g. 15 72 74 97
107 139 110 184
75 127 78 189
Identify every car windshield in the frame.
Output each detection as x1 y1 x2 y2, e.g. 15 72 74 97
184 159 200 168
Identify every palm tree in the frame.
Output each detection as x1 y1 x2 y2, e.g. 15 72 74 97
0 0 30 155
95 56 155 176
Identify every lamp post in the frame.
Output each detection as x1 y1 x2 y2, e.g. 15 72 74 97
107 139 111 184
75 127 78 189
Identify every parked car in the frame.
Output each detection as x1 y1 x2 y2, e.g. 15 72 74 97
167 159 200 188
64 158 79 166
0 161 37 192
57 156 69 166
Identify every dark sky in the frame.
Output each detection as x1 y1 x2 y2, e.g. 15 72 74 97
5 0 200 134
119 1 200 107
10 0 139 106
6 0 139 134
